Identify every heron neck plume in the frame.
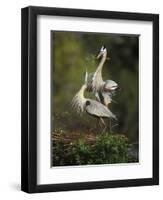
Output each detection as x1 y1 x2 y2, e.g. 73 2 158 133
78 84 87 100
72 84 87 113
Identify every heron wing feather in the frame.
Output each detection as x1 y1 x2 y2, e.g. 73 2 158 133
102 92 112 105
85 99 116 119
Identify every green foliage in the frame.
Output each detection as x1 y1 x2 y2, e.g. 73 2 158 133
52 131 138 166
51 31 139 166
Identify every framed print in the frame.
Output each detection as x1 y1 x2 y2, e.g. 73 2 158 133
21 6 159 193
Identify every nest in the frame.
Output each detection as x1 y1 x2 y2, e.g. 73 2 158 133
52 130 97 145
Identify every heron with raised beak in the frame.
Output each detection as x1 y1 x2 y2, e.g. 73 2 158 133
87 45 119 107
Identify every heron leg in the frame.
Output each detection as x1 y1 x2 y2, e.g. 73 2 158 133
95 118 100 133
107 118 119 133
100 118 107 134
90 118 100 134
98 118 103 128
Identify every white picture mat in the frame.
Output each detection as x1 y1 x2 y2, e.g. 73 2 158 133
37 15 153 184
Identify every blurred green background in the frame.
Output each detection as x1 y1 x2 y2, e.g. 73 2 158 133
51 31 139 143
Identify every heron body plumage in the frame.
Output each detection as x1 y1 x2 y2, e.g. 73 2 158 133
98 90 112 106
72 82 117 120
85 99 117 120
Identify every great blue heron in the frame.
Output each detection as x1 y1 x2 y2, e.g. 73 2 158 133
72 71 117 133
87 45 119 107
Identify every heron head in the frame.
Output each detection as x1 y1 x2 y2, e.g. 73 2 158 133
96 45 107 59
103 80 118 92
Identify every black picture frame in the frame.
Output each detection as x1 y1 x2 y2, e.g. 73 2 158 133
21 6 159 193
